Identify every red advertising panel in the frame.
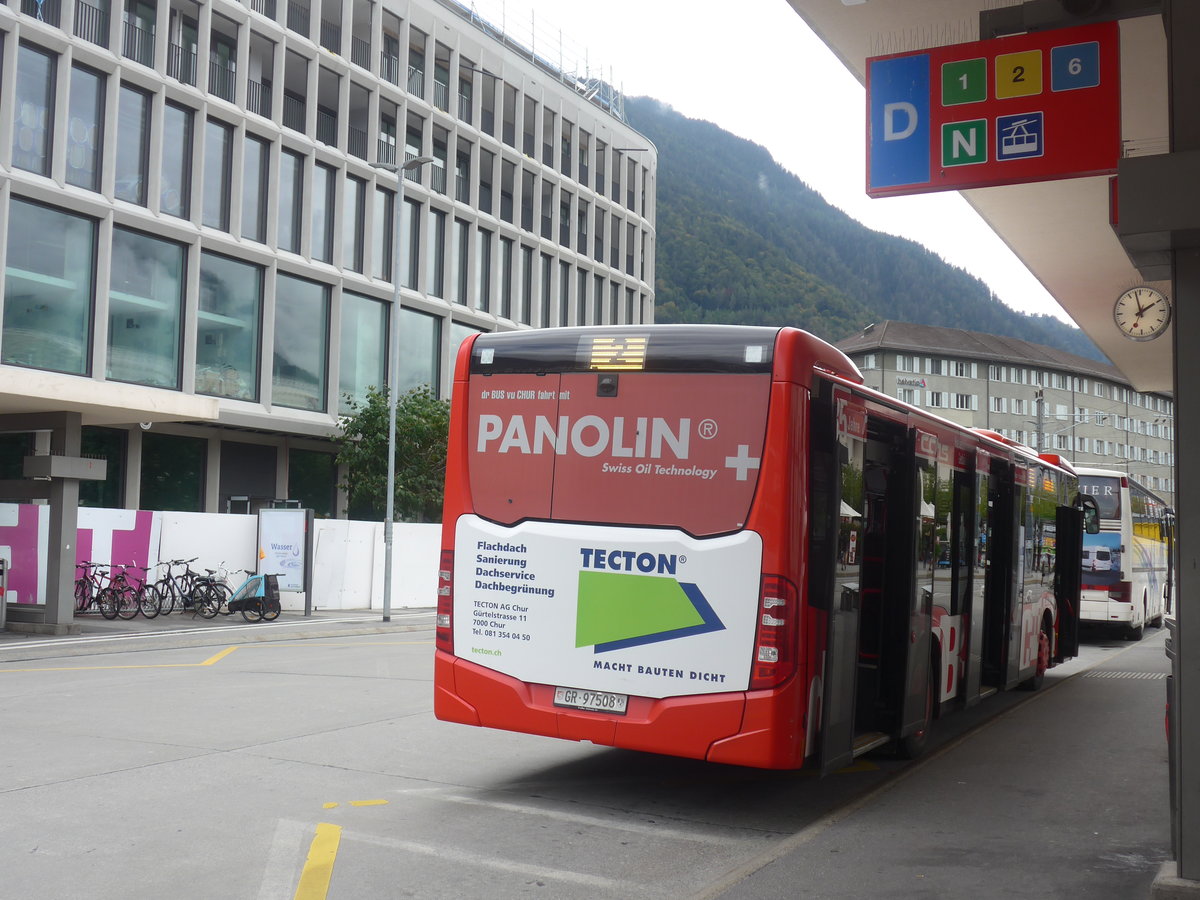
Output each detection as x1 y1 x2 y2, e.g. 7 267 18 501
466 371 772 536
867 21 1119 197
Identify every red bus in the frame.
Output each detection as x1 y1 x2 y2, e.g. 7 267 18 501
434 325 1089 771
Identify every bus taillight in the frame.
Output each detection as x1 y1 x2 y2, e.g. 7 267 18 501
1108 581 1132 605
751 575 799 690
436 550 454 652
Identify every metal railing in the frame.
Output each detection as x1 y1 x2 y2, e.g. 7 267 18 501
73 0 108 46
350 36 370 69
348 127 367 160
283 93 306 132
21 0 61 26
433 78 450 111
167 43 197 85
247 79 272 117
319 17 340 53
209 61 236 102
316 108 337 146
376 140 397 166
248 0 276 18
407 65 424 97
123 20 155 67
286 0 309 37
380 53 399 84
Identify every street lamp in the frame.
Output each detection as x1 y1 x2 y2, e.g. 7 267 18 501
371 154 435 622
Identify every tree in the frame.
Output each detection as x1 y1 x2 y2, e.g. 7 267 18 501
336 385 450 523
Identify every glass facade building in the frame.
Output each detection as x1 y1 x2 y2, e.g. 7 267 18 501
0 0 656 515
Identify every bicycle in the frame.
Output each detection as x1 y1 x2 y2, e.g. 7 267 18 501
153 558 203 615
75 561 117 620
223 571 282 623
102 564 155 620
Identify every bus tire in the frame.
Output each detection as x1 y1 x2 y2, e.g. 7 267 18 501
1127 599 1146 641
1020 618 1052 691
898 656 937 760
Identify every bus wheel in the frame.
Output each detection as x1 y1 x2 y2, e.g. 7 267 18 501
898 657 936 759
1020 620 1052 691
1127 601 1145 641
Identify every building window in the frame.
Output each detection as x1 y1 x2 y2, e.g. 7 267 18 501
576 268 587 326
475 228 492 312
197 252 262 400
454 218 470 305
405 198 421 290
67 64 104 191
897 354 916 373
140 433 205 512
13 44 56 177
161 102 193 218
898 388 917 405
288 449 336 518
559 261 570 326
339 291 386 414
311 162 335 263
278 149 304 253
3 199 96 375
954 393 975 410
927 391 945 408
115 84 151 205
203 119 233 230
860 353 877 370
273 273 329 411
1012 398 1026 415
988 364 1005 382
499 236 513 319
242 135 270 243
519 245 533 324
373 186 393 281
427 208 446 298
538 252 552 327
990 396 1007 413
108 227 184 388
343 175 365 273
398 306 440 393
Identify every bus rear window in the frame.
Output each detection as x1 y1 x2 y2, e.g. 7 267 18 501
465 370 772 536
1079 475 1122 519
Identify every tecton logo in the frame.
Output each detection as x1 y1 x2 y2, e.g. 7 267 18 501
575 569 725 653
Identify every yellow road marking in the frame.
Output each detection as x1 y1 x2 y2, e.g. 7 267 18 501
323 802 339 809
294 823 342 900
201 646 239 665
348 799 388 807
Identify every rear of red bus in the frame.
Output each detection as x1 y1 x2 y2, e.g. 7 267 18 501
433 325 861 769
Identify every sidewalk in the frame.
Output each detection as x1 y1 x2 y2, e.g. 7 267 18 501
708 630 1172 900
0 606 436 662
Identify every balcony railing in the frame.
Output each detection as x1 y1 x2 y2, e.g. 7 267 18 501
283 93 306 133
210 61 236 101
286 0 309 37
456 173 470 204
21 0 61 26
167 42 198 85
248 0 276 17
430 164 446 194
380 53 399 85
433 78 449 112
407 65 424 97
348 126 367 160
316 108 337 146
350 37 369 69
319 18 340 53
73 0 108 46
376 140 397 166
247 79 272 118
458 90 472 124
123 20 155 67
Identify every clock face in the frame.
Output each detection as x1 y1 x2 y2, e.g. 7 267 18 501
1113 287 1171 341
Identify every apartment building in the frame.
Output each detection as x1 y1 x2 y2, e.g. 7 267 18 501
837 321 1175 504
0 0 656 516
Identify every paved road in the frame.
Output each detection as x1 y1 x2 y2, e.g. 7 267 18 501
0 616 1170 899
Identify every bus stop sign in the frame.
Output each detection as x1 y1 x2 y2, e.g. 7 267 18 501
866 21 1119 197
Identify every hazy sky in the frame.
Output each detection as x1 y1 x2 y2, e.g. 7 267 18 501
482 0 1073 323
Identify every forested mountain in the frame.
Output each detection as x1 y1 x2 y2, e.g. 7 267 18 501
623 96 1105 362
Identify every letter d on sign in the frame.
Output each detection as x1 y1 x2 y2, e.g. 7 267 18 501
868 52 931 193
883 102 918 141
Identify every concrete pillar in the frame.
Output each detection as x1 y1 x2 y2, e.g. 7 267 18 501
45 413 82 631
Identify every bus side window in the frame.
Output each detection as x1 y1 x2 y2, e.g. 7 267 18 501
1079 494 1101 534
